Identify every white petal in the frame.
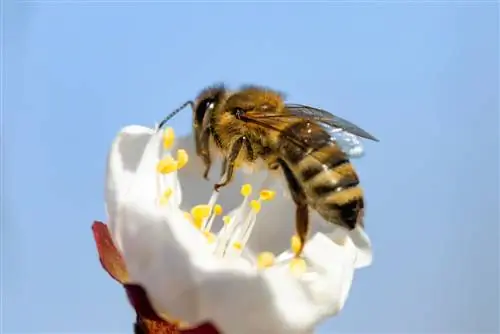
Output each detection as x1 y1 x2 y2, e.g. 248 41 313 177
105 125 155 244
118 197 357 333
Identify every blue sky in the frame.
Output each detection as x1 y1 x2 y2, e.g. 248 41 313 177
3 1 498 333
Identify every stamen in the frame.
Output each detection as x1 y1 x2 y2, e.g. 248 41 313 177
290 235 302 256
157 156 178 174
192 218 203 230
250 200 261 213
214 204 223 216
241 184 252 197
257 252 275 269
191 204 211 230
159 188 173 206
191 205 211 221
163 127 175 150
259 189 276 201
176 149 189 169
200 190 220 232
215 186 275 259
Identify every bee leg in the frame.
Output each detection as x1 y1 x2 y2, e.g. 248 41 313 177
220 157 228 178
214 137 244 192
295 203 309 258
277 159 309 258
197 130 212 180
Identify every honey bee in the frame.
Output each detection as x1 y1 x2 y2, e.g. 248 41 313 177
159 83 379 257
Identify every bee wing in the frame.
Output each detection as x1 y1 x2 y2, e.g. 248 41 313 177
328 128 365 158
242 108 368 159
285 104 379 142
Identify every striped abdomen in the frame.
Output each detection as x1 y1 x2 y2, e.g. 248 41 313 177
278 121 364 230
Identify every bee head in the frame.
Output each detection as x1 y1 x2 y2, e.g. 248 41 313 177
192 83 228 130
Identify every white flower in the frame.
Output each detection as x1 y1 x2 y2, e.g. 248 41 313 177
105 124 373 334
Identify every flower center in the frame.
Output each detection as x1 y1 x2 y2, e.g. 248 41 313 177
155 127 308 274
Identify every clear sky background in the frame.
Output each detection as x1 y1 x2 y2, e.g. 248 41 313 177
3 1 498 333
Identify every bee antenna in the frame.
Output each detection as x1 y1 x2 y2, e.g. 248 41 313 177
157 100 194 130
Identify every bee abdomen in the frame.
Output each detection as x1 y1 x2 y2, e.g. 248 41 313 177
300 157 349 182
311 177 360 196
328 197 364 230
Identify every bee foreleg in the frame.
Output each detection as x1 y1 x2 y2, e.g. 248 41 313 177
220 157 228 178
214 137 245 192
277 159 309 258
197 129 212 180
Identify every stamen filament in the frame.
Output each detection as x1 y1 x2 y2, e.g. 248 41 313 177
201 190 220 232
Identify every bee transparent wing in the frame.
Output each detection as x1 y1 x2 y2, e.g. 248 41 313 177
328 128 365 158
285 104 379 142
242 108 368 159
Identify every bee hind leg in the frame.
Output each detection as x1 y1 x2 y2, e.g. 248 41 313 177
295 203 309 258
277 159 309 258
214 137 245 192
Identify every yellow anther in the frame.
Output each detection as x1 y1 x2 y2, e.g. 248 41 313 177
222 216 232 225
176 149 189 169
203 231 216 244
159 188 173 206
259 189 276 201
290 257 307 275
250 200 261 213
214 204 223 216
256 252 275 269
241 184 252 197
163 127 175 150
291 235 302 255
157 156 178 174
164 188 173 198
232 241 243 250
190 205 211 220
192 218 203 230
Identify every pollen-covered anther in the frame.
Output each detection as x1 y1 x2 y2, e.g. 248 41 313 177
250 200 261 213
214 204 223 216
191 205 211 220
162 127 175 150
222 216 231 225
157 156 178 174
159 188 173 206
232 241 243 250
259 189 276 201
291 235 302 255
257 252 275 269
191 205 211 230
176 149 189 169
289 257 307 275
192 218 203 230
241 184 252 197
